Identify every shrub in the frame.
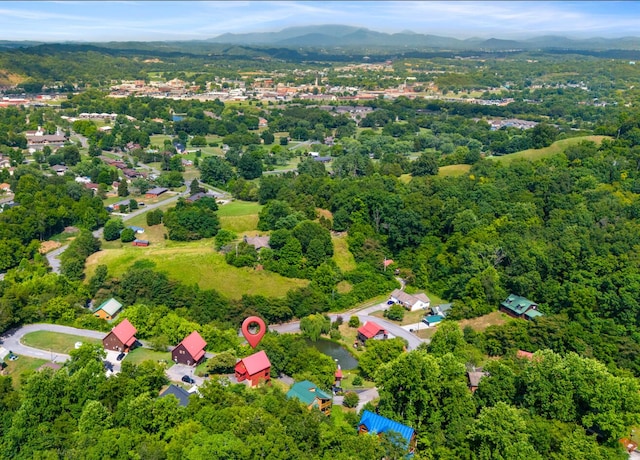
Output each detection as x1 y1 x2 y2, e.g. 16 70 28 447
343 392 359 408
348 316 360 328
330 329 341 340
384 304 405 321
352 375 363 386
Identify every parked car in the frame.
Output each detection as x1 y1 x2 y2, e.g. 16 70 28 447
8 353 18 361
116 352 125 361
387 300 395 305
182 375 195 384
103 361 114 371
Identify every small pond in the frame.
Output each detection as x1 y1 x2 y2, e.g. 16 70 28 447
306 338 358 370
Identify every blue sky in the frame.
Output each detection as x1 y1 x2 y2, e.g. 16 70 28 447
1 1 639 42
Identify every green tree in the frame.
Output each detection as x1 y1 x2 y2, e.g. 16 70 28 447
300 314 331 341
411 152 439 176
118 180 129 197
120 228 136 243
103 218 124 241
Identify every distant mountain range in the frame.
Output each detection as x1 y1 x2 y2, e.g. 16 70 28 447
206 24 640 51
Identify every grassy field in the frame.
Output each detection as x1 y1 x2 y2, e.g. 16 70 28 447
332 234 357 272
125 348 173 367
21 331 102 354
458 311 510 332
3 356 48 389
218 200 263 234
86 246 308 299
489 135 609 165
438 164 472 177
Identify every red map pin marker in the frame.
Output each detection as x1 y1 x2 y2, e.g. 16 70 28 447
242 316 267 348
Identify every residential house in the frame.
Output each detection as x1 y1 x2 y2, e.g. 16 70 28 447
0 183 11 193
357 321 388 343
500 294 543 320
83 183 99 194
422 315 444 327
93 298 123 321
431 303 452 317
358 410 416 453
287 380 333 415
467 369 489 393
51 165 68 176
127 226 144 234
145 187 168 198
313 156 332 163
235 350 271 387
159 384 191 407
389 289 430 311
516 350 535 360
244 235 271 251
172 331 207 366
103 319 137 352
186 192 207 203
132 239 150 247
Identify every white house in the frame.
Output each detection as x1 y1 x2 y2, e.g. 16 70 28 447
390 289 430 311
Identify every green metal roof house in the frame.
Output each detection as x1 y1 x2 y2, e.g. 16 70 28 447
287 380 333 415
93 298 123 321
500 294 542 320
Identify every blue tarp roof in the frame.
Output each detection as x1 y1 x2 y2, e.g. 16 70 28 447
358 410 414 448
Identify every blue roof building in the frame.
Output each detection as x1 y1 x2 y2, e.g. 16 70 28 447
358 410 416 452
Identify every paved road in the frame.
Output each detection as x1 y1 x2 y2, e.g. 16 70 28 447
1 323 107 363
45 190 186 274
269 301 425 351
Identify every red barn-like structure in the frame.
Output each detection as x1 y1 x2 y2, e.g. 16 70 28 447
103 319 137 352
172 331 207 366
235 350 271 387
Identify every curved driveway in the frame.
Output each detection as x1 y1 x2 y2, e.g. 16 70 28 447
269 301 425 350
1 323 107 363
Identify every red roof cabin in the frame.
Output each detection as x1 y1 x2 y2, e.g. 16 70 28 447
103 319 137 352
235 350 271 387
132 239 150 247
357 321 388 343
172 331 207 366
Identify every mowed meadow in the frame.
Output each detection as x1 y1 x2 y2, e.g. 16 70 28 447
85 200 309 299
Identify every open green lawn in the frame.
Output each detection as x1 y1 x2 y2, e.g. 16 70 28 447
21 331 101 354
3 356 48 389
218 200 262 234
126 348 173 367
86 245 308 299
438 164 472 177
489 135 609 165
332 234 357 272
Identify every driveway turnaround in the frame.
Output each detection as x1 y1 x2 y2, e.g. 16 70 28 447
1 323 107 363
